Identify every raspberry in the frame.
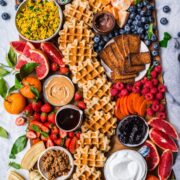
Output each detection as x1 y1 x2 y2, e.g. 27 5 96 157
151 79 159 86
158 84 166 93
159 104 165 112
134 81 142 87
115 82 124 90
151 104 160 112
146 108 154 116
144 81 153 89
141 77 148 84
157 112 166 119
151 87 158 94
145 93 154 101
126 84 133 92
156 92 163 100
152 100 159 105
154 65 162 74
132 85 141 93
150 71 157 78
110 88 119 97
141 87 150 95
120 89 129 96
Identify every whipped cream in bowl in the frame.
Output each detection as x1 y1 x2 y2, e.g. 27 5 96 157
104 149 147 180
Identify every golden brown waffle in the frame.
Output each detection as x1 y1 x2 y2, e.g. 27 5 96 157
72 165 101 180
81 111 117 136
82 76 111 101
74 146 106 168
85 96 115 115
59 20 94 50
62 40 96 66
79 130 110 152
70 59 105 86
64 0 93 27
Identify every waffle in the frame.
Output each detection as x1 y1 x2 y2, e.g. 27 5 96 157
62 40 96 66
82 76 111 101
72 165 101 180
79 130 110 152
70 59 105 86
59 20 94 50
74 146 106 168
64 0 93 27
85 96 115 115
81 111 117 136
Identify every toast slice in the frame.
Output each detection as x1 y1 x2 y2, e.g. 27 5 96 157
122 35 130 58
125 65 145 73
128 35 141 53
130 52 151 65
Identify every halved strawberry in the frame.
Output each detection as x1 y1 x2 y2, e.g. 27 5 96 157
60 130 67 138
26 131 37 139
46 139 54 148
65 138 71 148
69 137 78 154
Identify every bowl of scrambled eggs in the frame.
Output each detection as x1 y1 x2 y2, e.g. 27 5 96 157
15 0 63 43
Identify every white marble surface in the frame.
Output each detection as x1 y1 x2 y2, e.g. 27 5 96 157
0 0 180 179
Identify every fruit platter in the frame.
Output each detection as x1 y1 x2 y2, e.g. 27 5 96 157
0 0 179 180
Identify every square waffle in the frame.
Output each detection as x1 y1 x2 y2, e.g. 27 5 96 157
70 59 105 86
85 96 115 115
62 40 97 66
73 165 101 180
64 0 93 27
79 130 110 152
81 111 117 136
74 146 106 168
59 20 94 50
82 76 112 101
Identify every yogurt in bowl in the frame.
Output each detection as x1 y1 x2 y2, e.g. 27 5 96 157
104 149 147 180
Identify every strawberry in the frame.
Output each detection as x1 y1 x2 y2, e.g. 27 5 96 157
33 113 41 121
68 132 74 138
51 62 59 72
77 101 86 110
32 101 42 112
46 139 54 148
47 112 56 124
23 103 33 116
15 116 26 126
30 121 49 133
60 130 67 138
54 138 64 146
65 138 71 148
50 133 59 140
76 131 81 139
69 137 78 154
26 131 37 139
41 103 52 113
59 66 69 74
44 122 55 129
40 112 47 123
32 138 40 145
51 126 59 134
74 92 82 101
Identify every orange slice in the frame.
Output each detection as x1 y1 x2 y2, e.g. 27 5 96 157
138 100 148 117
127 93 136 114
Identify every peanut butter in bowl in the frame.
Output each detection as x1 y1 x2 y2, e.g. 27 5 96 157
43 75 75 106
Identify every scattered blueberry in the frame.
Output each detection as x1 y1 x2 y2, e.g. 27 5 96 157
1 12 10 20
163 6 171 13
94 35 100 43
151 34 157 41
0 0 7 6
124 25 130 32
151 50 159 57
177 32 180 38
160 17 168 25
153 42 159 50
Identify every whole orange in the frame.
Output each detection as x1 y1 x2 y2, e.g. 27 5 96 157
146 175 159 180
4 93 26 114
20 76 42 99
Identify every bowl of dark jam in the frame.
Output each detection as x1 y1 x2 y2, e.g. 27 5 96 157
55 105 83 132
116 115 149 147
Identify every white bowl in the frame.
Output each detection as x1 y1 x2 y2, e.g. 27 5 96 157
38 146 74 180
15 0 63 43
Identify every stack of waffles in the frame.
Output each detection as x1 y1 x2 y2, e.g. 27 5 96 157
58 0 117 179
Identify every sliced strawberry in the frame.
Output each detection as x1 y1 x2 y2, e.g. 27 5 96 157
15 116 26 126
26 131 37 139
74 92 82 101
40 112 47 122
41 135 49 142
69 137 78 154
46 139 54 148
47 112 56 124
51 126 59 134
65 138 71 148
60 130 67 138
68 132 74 138
32 101 42 112
32 138 40 145
30 121 49 133
54 138 65 146
33 113 41 121
59 67 69 74
76 131 81 139
77 101 86 110
41 103 52 113
50 133 59 140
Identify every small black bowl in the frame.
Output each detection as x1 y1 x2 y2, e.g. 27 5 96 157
116 115 149 147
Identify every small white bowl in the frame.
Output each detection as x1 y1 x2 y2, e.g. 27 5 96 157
38 146 74 180
15 0 63 43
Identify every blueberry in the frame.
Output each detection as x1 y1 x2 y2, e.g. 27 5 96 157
140 10 146 16
145 24 149 30
151 50 159 57
124 25 130 32
147 4 154 10
94 35 100 43
108 32 113 39
97 46 103 52
135 15 141 21
160 17 168 25
174 39 180 49
143 0 148 6
99 40 105 46
119 29 125 35
146 10 152 16
114 30 119 37
151 34 157 41
137 21 143 27
140 34 145 39
129 6 136 13
148 17 154 23
153 42 159 50
102 35 109 42
1 12 10 20
137 2 143 8
137 8 141 13
15 4 19 10
93 43 98 48
141 17 146 23
177 32 180 37
163 6 171 13
137 27 144 35
145 40 151 46
0 0 7 6
130 13 136 19
127 19 132 25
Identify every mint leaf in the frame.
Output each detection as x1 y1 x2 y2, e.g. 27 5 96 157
41 132 49 138
160 32 172 48
30 86 40 100
0 78 8 99
6 47 17 67
9 135 27 159
9 162 21 169
147 23 153 40
20 63 39 79
0 126 8 138
32 125 41 133
0 66 10 77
